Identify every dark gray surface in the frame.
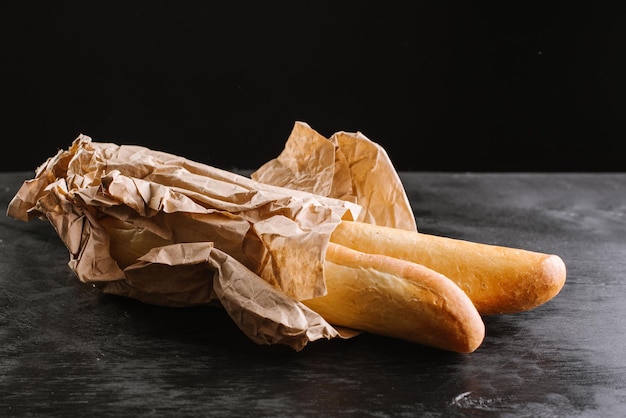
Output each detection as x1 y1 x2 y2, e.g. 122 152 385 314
1 171 625 417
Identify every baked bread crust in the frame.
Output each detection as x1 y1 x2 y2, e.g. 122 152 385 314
304 243 485 353
330 221 567 315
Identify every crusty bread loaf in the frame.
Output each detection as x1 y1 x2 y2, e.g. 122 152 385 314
303 242 485 353
330 221 567 315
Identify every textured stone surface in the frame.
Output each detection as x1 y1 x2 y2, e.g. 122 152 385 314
2 171 625 417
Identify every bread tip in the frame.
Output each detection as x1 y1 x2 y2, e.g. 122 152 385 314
542 254 567 299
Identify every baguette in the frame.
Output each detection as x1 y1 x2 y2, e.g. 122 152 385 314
303 242 485 353
330 221 567 315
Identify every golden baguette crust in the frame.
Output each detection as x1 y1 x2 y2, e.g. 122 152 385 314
330 221 567 315
303 243 485 353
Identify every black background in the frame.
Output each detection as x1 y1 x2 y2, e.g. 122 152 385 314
2 2 624 172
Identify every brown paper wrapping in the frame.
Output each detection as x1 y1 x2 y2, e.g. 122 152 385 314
252 121 417 232
7 121 415 350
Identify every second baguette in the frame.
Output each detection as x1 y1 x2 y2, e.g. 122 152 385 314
330 221 567 315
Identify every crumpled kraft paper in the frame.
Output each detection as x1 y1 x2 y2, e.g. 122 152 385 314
7 121 416 350
252 121 417 232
